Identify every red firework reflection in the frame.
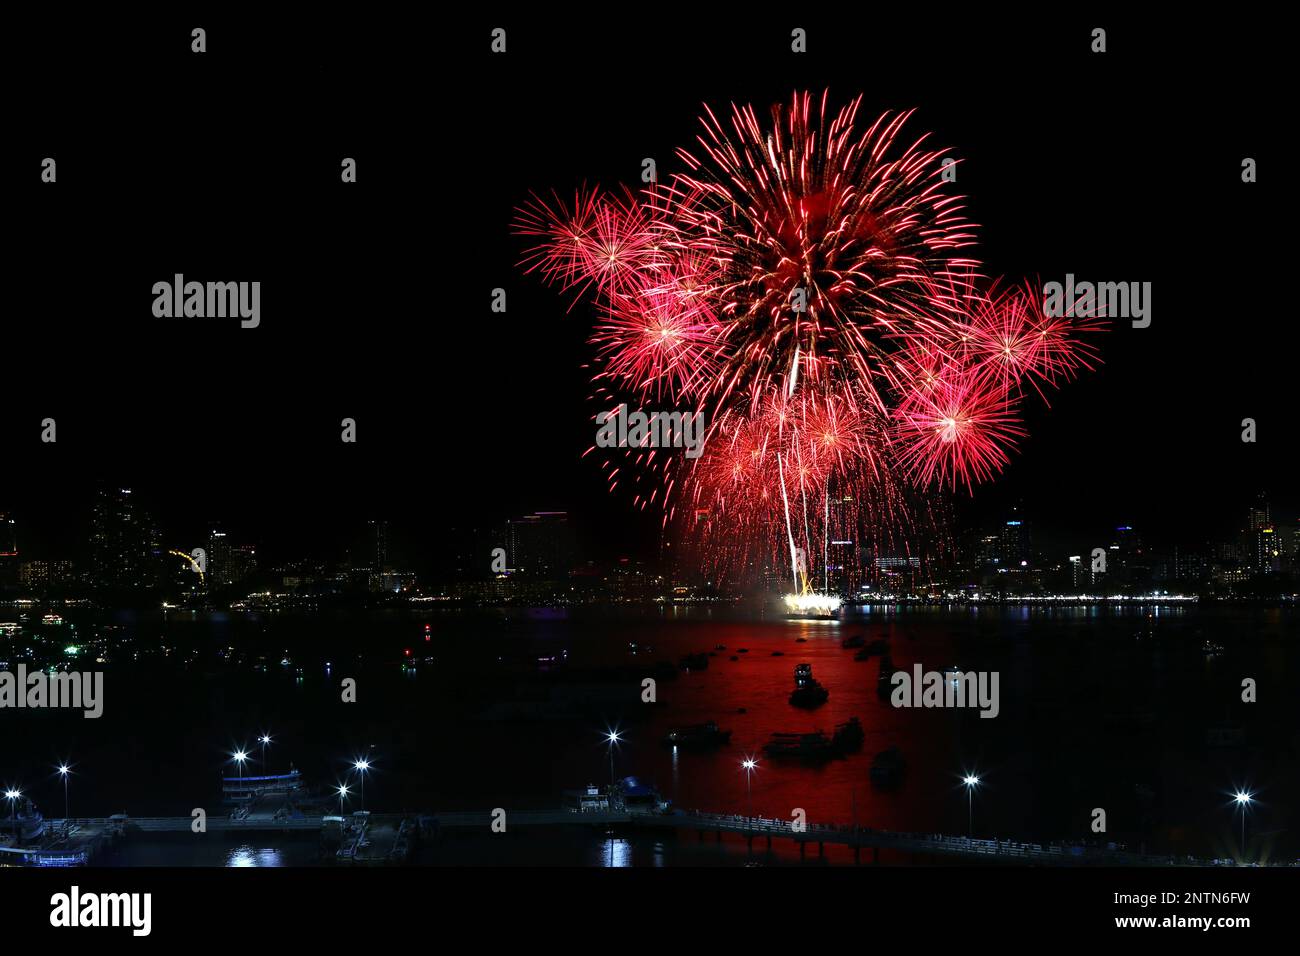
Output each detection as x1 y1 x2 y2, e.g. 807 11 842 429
514 91 1103 586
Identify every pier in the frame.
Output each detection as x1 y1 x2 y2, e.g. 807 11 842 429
6 807 1258 867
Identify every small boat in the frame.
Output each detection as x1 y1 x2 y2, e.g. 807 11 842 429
729 655 739 661
789 663 829 708
662 721 733 750
737 648 749 654
714 644 727 651
841 634 866 649
763 731 835 761
870 746 905 784
770 650 785 656
795 637 808 643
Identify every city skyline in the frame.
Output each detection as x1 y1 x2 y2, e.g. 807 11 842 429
1 484 1295 600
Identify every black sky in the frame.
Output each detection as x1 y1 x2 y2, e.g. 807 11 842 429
1 12 1290 563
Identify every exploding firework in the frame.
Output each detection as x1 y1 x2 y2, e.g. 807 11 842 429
514 91 1103 588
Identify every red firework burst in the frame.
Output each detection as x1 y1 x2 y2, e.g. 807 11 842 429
513 91 1104 585
892 368 1027 491
592 251 726 401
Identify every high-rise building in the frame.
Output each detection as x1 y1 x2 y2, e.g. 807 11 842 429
91 487 161 588
369 520 388 573
207 529 233 587
507 511 576 580
999 515 1031 567
0 512 16 557
0 512 16 586
19 560 75 588
1244 495 1279 573
1068 555 1088 591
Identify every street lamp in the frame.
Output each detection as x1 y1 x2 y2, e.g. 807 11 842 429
742 757 758 822
336 784 350 816
962 774 980 837
353 759 371 811
4 789 20 826
232 750 248 791
604 730 622 790
259 734 272 771
57 764 72 821
1233 790 1253 860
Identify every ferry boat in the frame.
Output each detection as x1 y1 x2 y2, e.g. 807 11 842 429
789 663 829 708
763 731 835 761
221 768 305 804
662 721 732 750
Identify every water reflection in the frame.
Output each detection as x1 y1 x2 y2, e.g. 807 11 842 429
226 844 285 867
599 836 631 867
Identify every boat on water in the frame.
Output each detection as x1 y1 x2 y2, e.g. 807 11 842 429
841 634 866 649
662 721 733 750
789 662 829 708
221 767 305 803
0 796 46 844
870 746 906 784
831 717 864 752
763 731 835 761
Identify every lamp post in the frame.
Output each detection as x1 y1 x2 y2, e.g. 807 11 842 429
57 764 71 822
742 758 757 823
605 731 621 790
1234 790 1253 860
259 734 272 771
336 784 350 816
962 774 980 837
4 789 19 827
353 759 370 811
232 750 248 801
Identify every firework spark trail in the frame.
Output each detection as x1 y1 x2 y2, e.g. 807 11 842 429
514 91 1104 586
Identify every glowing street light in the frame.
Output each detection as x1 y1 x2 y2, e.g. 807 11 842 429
232 750 248 786
604 730 622 789
352 759 371 810
742 757 758 822
259 734 272 770
1233 790 1253 860
4 788 20 826
57 764 72 821
962 773 980 837
336 784 350 816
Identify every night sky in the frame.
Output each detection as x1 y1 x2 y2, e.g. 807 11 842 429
1 13 1289 564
